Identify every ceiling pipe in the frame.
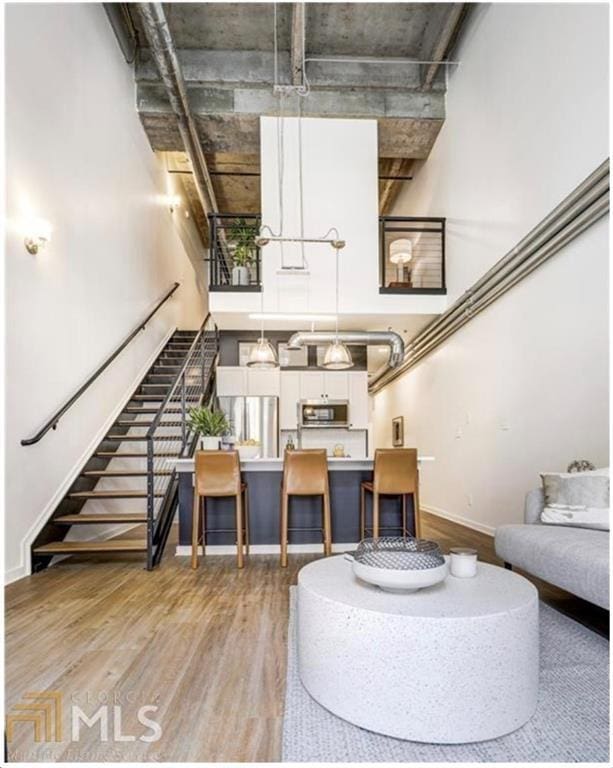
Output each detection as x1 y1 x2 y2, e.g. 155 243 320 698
136 3 218 217
286 331 405 368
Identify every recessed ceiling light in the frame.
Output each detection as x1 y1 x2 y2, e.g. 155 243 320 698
249 313 337 322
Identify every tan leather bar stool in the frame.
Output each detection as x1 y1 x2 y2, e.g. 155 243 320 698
360 448 421 540
191 450 249 570
280 449 332 568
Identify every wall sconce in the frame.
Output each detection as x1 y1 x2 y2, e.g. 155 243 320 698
23 218 52 255
167 194 181 213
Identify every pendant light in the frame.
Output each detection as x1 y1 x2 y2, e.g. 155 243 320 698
247 275 279 369
323 246 353 370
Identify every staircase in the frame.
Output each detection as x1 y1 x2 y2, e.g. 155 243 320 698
31 324 218 572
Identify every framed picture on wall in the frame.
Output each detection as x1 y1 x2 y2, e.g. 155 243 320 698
392 416 404 447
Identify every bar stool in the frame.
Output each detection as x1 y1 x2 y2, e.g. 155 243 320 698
360 448 421 540
191 450 249 570
280 449 332 568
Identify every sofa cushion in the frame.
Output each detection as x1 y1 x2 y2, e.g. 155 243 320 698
495 523 609 610
540 469 609 530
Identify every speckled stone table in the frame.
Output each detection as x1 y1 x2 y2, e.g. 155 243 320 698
297 555 539 743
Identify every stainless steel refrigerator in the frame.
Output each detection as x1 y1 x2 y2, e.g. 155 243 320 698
218 397 279 458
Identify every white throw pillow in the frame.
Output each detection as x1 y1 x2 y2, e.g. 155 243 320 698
540 468 610 531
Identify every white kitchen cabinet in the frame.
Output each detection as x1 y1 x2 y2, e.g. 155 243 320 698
247 368 280 397
298 371 349 400
348 371 369 429
300 371 325 400
280 372 301 430
324 372 349 400
216 366 247 396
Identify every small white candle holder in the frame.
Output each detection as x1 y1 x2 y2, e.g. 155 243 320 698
449 547 478 578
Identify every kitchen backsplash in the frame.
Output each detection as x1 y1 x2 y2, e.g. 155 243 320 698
281 428 368 458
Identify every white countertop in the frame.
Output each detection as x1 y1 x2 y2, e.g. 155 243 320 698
171 456 435 473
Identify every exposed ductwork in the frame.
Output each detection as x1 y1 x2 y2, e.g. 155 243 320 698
136 3 218 217
286 331 405 368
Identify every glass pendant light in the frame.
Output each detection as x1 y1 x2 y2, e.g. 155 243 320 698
247 275 279 369
247 337 278 369
323 246 353 370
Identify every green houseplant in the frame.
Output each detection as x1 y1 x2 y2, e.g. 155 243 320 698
229 217 257 286
188 406 229 450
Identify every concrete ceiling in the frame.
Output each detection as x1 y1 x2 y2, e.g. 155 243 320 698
113 3 470 244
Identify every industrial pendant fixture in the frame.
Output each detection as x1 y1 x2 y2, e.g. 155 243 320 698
247 280 279 369
323 246 353 370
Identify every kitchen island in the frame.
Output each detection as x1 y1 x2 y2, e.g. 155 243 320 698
171 456 434 554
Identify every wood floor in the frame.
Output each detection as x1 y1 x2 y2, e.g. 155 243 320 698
5 511 608 762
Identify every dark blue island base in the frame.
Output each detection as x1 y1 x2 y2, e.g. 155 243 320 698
177 469 417 549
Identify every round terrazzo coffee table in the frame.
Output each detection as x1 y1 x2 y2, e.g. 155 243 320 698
297 555 539 744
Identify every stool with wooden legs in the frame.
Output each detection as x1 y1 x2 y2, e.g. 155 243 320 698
280 449 332 568
191 450 249 570
360 448 421 540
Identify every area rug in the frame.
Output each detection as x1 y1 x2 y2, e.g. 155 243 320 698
282 588 609 762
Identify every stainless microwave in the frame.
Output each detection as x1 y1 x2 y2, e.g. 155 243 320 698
299 400 349 429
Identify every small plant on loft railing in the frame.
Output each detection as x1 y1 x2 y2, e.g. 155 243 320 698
187 406 229 450
228 217 258 286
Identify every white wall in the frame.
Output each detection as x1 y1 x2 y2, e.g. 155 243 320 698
5 4 207 582
209 116 446 320
373 3 609 533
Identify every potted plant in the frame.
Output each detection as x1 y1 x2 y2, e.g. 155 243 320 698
229 217 257 286
187 406 229 450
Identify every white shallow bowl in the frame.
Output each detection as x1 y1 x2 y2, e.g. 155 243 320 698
237 445 260 460
345 553 449 593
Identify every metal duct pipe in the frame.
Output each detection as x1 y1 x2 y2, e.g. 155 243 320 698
410 160 609 356
370 159 609 393
136 3 217 216
286 331 405 368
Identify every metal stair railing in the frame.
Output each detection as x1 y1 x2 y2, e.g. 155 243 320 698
145 313 219 569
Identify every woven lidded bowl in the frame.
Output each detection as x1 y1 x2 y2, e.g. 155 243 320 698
353 536 445 571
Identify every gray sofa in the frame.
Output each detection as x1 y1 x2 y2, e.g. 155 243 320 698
495 488 609 610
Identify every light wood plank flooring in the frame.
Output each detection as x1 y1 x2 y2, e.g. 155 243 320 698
5 511 607 762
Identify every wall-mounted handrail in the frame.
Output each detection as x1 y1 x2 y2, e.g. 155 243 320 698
21 282 181 446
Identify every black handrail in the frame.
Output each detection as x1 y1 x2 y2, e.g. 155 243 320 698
21 282 181 446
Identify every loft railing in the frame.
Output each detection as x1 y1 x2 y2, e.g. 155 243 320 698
207 213 262 292
21 282 181 446
145 313 219 569
207 214 446 296
379 217 446 294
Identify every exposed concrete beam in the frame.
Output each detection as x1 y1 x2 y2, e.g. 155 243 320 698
139 112 443 159
137 83 445 120
136 48 436 91
422 3 466 91
290 3 305 86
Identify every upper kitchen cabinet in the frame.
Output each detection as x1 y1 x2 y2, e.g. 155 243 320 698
247 368 280 397
216 366 247 397
216 366 280 397
300 371 348 401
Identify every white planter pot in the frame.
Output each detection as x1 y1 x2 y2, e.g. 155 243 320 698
199 436 220 450
232 265 250 286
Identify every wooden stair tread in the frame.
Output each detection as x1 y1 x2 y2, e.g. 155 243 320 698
82 469 172 477
34 539 147 554
104 434 183 441
114 420 182 427
94 451 180 458
55 513 147 524
68 490 163 499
